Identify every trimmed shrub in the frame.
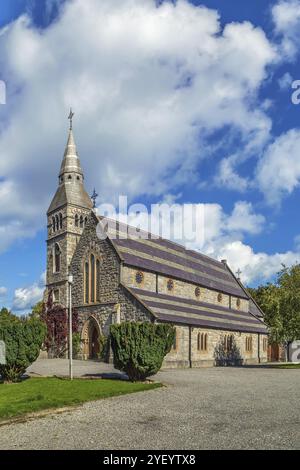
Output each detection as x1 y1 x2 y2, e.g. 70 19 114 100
0 314 46 383
110 322 175 381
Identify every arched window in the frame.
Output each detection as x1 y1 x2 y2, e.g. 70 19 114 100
85 217 88 226
85 262 89 304
80 215 84 228
59 213 63 230
52 217 55 232
75 214 79 227
198 333 208 351
54 243 61 273
55 215 59 232
172 330 177 350
91 254 95 303
96 259 100 302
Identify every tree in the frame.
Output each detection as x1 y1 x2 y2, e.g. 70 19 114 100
41 292 79 358
29 301 44 319
0 311 46 383
248 264 300 350
110 322 175 381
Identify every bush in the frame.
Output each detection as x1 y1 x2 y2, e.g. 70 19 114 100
98 334 109 361
0 313 46 383
72 333 81 359
110 322 175 381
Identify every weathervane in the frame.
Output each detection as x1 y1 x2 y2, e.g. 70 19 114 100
236 268 242 280
68 108 74 130
91 188 98 209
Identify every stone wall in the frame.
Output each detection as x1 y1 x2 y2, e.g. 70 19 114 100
70 215 153 355
163 326 268 368
121 266 249 312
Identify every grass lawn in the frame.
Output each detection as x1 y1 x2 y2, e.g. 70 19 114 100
0 377 161 422
270 363 300 369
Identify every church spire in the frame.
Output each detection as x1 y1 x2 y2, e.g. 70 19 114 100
47 111 93 214
59 112 83 179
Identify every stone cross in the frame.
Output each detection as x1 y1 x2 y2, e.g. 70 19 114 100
236 268 242 280
68 108 74 130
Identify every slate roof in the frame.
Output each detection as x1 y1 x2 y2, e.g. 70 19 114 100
127 287 267 334
101 218 248 298
98 217 267 334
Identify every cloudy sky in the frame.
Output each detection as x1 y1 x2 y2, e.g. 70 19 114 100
1 0 300 313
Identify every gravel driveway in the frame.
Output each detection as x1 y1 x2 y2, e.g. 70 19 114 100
0 360 299 450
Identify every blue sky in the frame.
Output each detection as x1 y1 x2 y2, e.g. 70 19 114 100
1 0 300 313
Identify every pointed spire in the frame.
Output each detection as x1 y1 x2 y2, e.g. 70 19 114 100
59 115 83 178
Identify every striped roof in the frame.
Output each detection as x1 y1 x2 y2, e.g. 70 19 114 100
127 287 267 334
100 218 248 299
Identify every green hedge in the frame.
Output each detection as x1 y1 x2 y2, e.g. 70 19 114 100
0 313 46 383
110 322 175 381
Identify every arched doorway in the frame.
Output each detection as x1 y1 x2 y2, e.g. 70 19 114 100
81 316 101 360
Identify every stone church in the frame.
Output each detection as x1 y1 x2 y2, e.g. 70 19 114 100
46 122 268 368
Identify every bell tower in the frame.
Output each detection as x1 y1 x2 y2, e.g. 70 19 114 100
46 111 93 307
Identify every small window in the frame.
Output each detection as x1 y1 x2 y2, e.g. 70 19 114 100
195 286 201 299
55 215 59 232
68 175 72 180
60 177 64 183
236 298 241 309
246 336 253 352
198 333 208 351
135 271 144 285
263 338 268 352
218 293 223 303
75 214 79 227
167 279 174 292
54 243 61 273
172 331 178 351
77 176 80 181
53 289 60 303
59 213 63 230
52 217 56 232
80 216 84 228
224 334 233 351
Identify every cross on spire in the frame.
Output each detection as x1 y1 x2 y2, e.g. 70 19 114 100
68 108 74 130
91 188 98 209
236 268 242 280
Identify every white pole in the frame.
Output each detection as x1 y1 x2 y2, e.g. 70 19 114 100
68 274 73 380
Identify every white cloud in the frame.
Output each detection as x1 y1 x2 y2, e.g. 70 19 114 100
0 287 7 297
256 128 300 205
272 0 300 60
215 155 249 192
101 199 296 285
0 0 277 252
12 272 45 311
278 71 293 90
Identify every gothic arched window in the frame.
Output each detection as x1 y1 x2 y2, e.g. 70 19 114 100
96 259 100 302
59 213 63 230
90 254 95 303
55 215 59 232
85 262 89 304
75 214 79 227
54 243 61 273
80 215 84 228
52 217 56 232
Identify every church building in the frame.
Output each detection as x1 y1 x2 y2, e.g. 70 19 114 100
46 120 268 368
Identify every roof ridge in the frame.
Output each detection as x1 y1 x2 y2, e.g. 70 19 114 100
98 215 225 268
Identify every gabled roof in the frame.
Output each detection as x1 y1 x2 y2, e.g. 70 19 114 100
125 287 267 334
100 218 248 298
